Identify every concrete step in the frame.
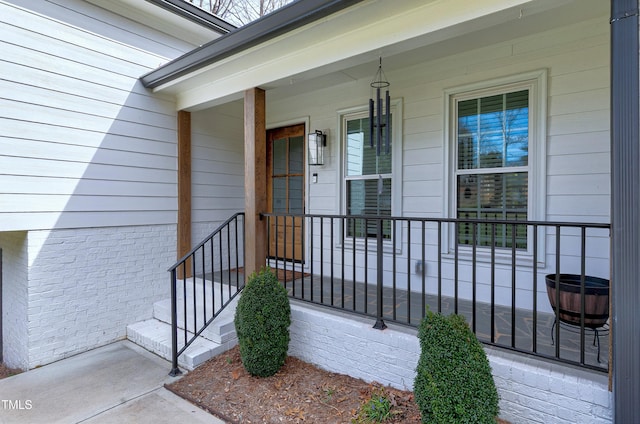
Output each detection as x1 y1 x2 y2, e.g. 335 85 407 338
153 279 239 344
127 278 242 370
153 298 238 344
126 319 237 371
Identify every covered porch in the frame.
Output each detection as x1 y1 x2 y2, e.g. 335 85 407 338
140 0 639 420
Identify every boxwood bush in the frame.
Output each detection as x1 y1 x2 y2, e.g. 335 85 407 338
413 310 499 423
234 268 291 377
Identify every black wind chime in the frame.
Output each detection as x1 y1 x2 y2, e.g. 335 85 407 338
368 57 391 331
369 57 391 157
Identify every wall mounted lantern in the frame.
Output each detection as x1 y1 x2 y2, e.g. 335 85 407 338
308 130 326 166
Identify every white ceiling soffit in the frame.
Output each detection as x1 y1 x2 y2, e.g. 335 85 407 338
150 0 596 111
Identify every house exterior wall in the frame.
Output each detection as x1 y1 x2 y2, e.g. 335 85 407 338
0 0 193 233
25 225 175 368
0 0 236 368
289 301 613 423
191 105 245 244
267 13 611 313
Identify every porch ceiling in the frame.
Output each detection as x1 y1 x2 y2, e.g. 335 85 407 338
147 0 605 111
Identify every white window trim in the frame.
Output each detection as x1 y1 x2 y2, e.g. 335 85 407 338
443 70 547 266
337 99 403 252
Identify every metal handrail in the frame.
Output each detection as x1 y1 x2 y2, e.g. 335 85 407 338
168 212 245 376
263 212 611 372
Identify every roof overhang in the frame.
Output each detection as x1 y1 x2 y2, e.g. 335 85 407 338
141 0 602 111
87 0 233 47
145 0 236 34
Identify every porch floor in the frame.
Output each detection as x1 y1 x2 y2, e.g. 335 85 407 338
212 269 609 371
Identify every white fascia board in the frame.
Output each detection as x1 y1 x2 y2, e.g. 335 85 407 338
156 0 556 110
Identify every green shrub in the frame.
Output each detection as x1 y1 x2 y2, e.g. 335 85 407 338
234 268 291 377
413 310 499 423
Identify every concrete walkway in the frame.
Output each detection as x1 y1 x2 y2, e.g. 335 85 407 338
0 341 225 424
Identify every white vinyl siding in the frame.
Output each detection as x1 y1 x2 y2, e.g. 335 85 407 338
191 104 245 243
0 0 199 231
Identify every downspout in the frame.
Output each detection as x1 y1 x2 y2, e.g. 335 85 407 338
610 0 640 422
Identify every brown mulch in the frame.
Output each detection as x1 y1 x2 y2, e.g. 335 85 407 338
0 363 22 379
166 345 422 423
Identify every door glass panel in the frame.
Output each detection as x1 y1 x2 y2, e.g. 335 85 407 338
272 177 287 213
273 138 287 175
289 136 304 174
288 176 303 214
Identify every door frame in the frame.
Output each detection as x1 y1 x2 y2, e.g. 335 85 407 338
266 122 307 265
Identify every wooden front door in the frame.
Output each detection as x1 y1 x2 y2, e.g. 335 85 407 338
267 124 305 263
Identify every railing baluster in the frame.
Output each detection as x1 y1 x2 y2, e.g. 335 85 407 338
437 221 442 314
192 254 196 340
580 226 587 365
454 221 459 314
472 222 477 334
169 268 180 376
364 218 368 315
202 246 206 327
341 216 345 308
182 263 187 348
407 220 411 320
330 217 335 306
283 215 288 285
392 219 397 321
320 216 324 304
235 216 239 285
309 217 313 302
352 217 356 311
227 222 231 288
532 224 538 353
490 223 496 344
555 226 561 359
373 216 385 329
511 223 516 349
421 220 426 321
211 235 215 316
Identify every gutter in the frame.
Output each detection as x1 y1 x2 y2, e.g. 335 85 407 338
140 0 366 89
146 0 236 34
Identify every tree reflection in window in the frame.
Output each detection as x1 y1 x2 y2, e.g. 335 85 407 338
456 90 529 249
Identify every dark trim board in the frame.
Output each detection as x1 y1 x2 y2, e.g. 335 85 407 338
141 0 365 89
146 0 235 33
610 0 640 421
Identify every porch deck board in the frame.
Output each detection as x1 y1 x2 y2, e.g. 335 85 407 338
205 269 608 371
279 273 609 371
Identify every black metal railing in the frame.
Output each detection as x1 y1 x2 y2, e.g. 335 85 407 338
168 212 245 376
263 212 611 372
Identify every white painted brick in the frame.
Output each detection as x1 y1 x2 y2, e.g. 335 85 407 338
288 301 612 424
0 232 29 369
20 224 176 368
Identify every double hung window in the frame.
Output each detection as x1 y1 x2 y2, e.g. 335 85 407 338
448 71 546 251
345 115 392 238
341 101 401 241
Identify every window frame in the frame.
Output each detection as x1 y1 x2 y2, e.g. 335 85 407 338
338 100 403 250
443 70 547 264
